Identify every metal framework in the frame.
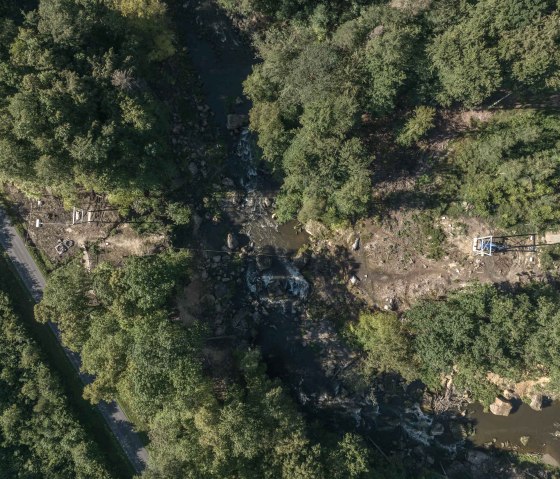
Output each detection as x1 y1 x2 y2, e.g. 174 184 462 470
72 207 85 225
473 234 537 256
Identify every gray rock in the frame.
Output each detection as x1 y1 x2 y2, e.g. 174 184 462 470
502 389 518 400
542 453 560 467
201 294 216 305
227 232 238 250
450 422 468 440
466 450 490 467
530 393 544 411
489 396 513 416
352 237 360 251
256 255 272 271
188 162 198 175
192 213 202 234
304 220 328 238
430 422 444 436
520 435 530 446
214 283 228 299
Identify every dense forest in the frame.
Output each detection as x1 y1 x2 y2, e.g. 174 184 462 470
0 0 175 208
446 111 560 229
1 0 560 477
223 0 560 226
0 0 558 227
0 289 115 478
36 254 405 478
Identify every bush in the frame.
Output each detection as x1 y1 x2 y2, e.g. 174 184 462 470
353 282 560 404
397 106 436 147
348 311 418 381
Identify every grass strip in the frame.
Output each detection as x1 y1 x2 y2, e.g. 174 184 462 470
0 191 54 275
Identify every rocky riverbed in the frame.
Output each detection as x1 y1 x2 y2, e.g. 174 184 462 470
172 0 560 476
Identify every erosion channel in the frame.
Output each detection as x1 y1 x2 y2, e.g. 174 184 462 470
175 0 560 471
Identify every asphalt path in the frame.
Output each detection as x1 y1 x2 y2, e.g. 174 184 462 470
0 207 148 474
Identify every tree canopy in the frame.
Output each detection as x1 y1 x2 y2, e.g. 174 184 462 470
351 282 560 405
0 291 115 478
37 254 404 478
236 0 560 225
449 111 560 229
0 0 175 206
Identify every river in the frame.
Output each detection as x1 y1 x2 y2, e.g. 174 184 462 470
174 0 560 469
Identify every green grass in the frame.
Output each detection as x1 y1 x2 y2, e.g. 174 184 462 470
0 191 54 275
0 251 136 479
116 394 150 445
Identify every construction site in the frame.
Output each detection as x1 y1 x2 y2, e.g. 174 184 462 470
1 185 167 271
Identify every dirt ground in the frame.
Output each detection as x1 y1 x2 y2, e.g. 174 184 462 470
321 212 545 311
2 185 167 268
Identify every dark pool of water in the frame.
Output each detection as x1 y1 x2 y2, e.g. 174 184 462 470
469 402 560 462
177 0 253 127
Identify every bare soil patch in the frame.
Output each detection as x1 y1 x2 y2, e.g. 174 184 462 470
344 213 542 310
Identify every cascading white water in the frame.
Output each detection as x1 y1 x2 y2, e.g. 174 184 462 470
400 404 459 453
236 128 309 303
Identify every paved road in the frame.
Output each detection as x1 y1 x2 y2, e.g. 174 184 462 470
0 207 148 474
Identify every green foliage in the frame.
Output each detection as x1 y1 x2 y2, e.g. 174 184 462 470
245 25 375 225
166 202 192 225
218 0 366 24
405 283 560 404
428 0 560 106
450 111 560 229
0 291 114 478
349 311 418 381
361 8 423 114
539 244 560 271
0 0 176 207
397 211 446 260
397 106 436 147
112 0 175 61
35 262 92 350
354 283 560 404
38 254 403 477
241 0 560 225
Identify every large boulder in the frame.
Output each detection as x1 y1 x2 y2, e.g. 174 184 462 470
227 232 238 250
489 396 513 416
430 422 444 436
530 393 544 411
542 453 560 467
256 254 272 272
304 219 328 238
